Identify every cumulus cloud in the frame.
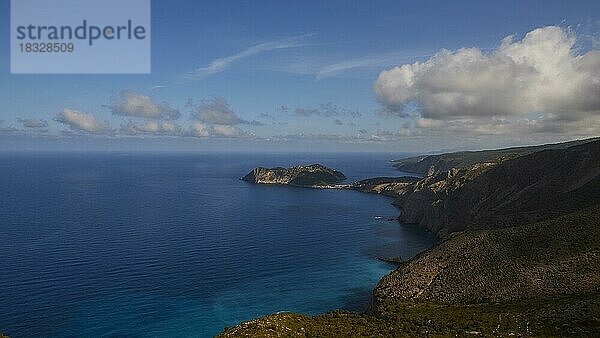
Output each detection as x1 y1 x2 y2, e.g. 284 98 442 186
189 123 212 137
108 91 180 120
259 112 275 119
374 26 600 135
213 124 246 137
294 102 361 118
120 120 182 136
185 97 257 138
0 120 18 134
189 97 245 125
55 109 112 134
18 118 48 129
248 120 265 126
188 123 251 138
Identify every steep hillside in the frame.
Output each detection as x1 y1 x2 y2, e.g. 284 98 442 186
394 139 600 236
375 205 600 305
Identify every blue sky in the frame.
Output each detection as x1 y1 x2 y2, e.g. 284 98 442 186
1 0 599 152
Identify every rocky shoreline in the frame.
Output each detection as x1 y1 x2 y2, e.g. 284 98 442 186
224 137 600 337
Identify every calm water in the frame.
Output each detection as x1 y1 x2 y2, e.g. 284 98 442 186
0 152 434 337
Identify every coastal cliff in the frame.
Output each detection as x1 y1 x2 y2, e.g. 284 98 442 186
392 139 600 237
241 164 346 187
221 138 600 337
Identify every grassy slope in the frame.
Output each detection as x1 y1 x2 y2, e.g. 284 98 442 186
219 205 600 337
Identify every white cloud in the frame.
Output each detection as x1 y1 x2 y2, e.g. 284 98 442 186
18 118 48 129
108 91 180 120
185 97 257 138
189 123 212 137
316 52 429 80
294 102 361 118
190 97 245 125
185 35 310 79
374 26 600 135
55 109 111 134
188 122 250 138
0 120 18 134
120 120 182 136
213 124 244 137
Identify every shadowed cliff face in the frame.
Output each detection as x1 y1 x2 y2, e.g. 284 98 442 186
241 164 346 187
392 140 600 237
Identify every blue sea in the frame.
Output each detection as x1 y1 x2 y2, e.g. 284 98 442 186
0 152 434 337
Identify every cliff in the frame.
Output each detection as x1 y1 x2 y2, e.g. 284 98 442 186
241 164 346 187
393 139 600 237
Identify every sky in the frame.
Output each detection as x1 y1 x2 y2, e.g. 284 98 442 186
0 0 599 153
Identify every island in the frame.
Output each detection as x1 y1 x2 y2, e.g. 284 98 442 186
241 164 346 187
224 137 600 337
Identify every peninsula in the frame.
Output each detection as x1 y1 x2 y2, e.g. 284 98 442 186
227 138 600 337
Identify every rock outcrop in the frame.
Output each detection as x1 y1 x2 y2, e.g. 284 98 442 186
392 139 600 237
242 164 346 187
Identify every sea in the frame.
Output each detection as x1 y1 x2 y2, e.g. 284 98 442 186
0 152 435 337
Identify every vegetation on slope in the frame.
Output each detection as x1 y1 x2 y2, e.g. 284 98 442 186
219 296 600 337
220 206 600 337
375 205 600 304
392 137 598 176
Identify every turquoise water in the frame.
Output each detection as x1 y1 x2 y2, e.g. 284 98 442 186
0 152 434 337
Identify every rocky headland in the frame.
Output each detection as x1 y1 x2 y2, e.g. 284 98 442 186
223 138 600 337
241 164 346 187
